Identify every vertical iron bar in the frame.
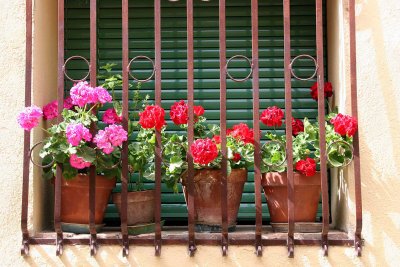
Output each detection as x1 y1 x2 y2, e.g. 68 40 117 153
154 0 162 257
55 0 65 256
283 0 294 258
186 0 196 257
349 0 362 257
121 0 130 257
219 0 228 257
21 0 33 256
316 0 329 257
89 0 98 256
251 0 262 257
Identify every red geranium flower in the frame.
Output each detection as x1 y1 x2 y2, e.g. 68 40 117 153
295 157 317 177
330 113 358 137
228 123 255 144
232 153 241 162
190 138 219 165
139 105 165 131
310 82 333 101
212 135 221 144
292 118 304 136
194 105 205 116
170 100 188 125
261 106 284 127
170 100 205 125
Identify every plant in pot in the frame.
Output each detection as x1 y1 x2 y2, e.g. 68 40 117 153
160 100 255 232
17 81 127 233
260 82 358 227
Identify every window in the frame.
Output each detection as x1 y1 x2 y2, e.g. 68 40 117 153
21 0 362 258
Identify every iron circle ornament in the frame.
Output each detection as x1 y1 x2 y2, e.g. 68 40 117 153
225 55 253 82
127 55 156 83
62 55 91 82
29 141 55 168
261 140 287 168
289 54 319 81
327 140 354 168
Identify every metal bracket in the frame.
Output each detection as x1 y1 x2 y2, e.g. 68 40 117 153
56 233 63 256
90 234 98 256
188 242 197 257
355 235 362 257
122 236 129 257
287 236 294 258
322 236 329 256
255 235 263 257
155 239 161 256
20 233 29 256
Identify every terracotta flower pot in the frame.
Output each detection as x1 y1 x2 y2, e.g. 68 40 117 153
181 168 247 231
60 174 116 224
113 190 155 226
261 172 321 223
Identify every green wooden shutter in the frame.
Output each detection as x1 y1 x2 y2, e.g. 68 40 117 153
65 0 326 224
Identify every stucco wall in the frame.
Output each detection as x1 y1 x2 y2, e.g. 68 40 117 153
1 0 400 266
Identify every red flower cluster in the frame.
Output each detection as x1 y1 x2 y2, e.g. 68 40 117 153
169 100 204 125
295 157 317 177
261 106 284 127
232 153 241 162
138 105 166 131
190 138 219 165
310 82 333 101
212 135 221 144
227 123 255 144
330 113 358 137
292 118 304 136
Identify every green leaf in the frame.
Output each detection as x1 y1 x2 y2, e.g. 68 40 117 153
76 146 96 163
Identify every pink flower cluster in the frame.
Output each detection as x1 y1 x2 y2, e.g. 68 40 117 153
103 108 122 124
70 81 112 107
17 105 43 131
65 123 92 146
42 97 76 120
93 124 128 154
69 154 91 169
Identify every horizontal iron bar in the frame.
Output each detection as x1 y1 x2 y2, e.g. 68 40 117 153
29 230 357 247
29 236 356 247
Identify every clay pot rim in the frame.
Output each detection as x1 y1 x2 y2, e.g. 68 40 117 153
261 171 321 187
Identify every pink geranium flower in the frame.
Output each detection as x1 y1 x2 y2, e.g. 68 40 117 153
93 86 112 104
103 108 122 124
65 123 92 146
17 105 43 131
93 124 128 154
43 100 58 120
63 96 75 110
70 154 91 169
70 81 93 107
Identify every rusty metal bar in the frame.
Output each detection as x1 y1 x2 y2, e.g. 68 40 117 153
121 0 130 257
283 0 295 258
55 0 65 256
251 0 262 257
315 0 329 257
186 0 196 257
154 0 162 257
29 231 358 247
88 0 98 257
219 0 228 257
21 0 33 256
348 0 363 257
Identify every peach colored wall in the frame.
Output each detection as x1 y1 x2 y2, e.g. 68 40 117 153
1 0 399 266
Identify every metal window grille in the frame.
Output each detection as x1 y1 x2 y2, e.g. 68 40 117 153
21 0 363 258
